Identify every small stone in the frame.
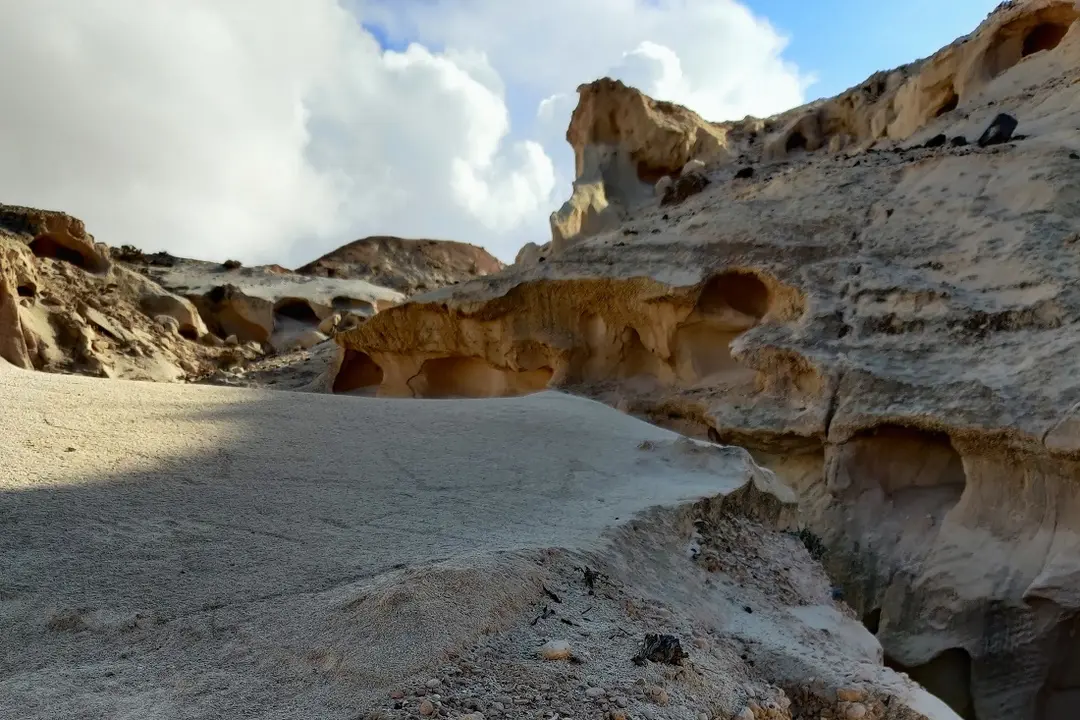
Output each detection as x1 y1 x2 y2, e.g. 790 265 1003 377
837 688 866 702
697 713 709 720
539 639 573 661
615 696 628 707
645 686 669 705
735 708 754 720
419 699 435 716
461 714 485 720
844 702 868 719
390 691 404 700
585 687 606 699
426 678 441 689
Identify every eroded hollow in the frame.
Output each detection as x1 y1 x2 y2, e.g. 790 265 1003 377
1038 615 1080 720
1023 22 1070 57
273 298 320 325
984 9 1078 78
844 425 966 499
409 356 553 399
333 349 384 394
785 131 808 153
673 271 770 384
331 296 376 316
935 88 959 117
887 649 976 720
29 234 105 272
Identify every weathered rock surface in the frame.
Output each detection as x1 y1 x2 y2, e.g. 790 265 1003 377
118 252 404 347
337 3 1080 718
0 367 959 720
0 206 234 382
296 235 504 295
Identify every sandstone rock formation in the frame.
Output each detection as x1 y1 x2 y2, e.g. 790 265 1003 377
336 2 1080 718
296 235 504 294
119 252 404 349
0 206 239 382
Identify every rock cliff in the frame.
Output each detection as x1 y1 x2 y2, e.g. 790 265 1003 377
336 2 1080 718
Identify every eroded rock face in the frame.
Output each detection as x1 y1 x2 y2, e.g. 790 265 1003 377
0 205 112 274
0 217 235 382
118 253 405 348
337 4 1080 718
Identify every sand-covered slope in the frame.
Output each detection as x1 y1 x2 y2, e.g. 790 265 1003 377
335 2 1080 718
0 362 955 720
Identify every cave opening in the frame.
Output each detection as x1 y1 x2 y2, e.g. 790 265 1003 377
29 235 92 270
887 649 976 720
273 298 321 325
862 607 882 635
673 271 771 385
177 324 200 341
785 131 808 153
16 283 35 298
331 296 376 315
332 349 384 394
1022 22 1070 57
935 88 959 117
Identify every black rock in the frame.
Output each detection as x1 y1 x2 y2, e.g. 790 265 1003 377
733 166 754 180
951 136 969 147
977 113 1018 147
1070 152 1079 160
924 134 948 148
632 634 687 666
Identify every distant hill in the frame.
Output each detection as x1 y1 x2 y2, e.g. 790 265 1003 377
296 236 504 294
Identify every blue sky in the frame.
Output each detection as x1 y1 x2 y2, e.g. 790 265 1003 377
745 0 999 98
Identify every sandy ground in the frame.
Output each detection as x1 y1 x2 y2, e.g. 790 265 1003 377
0 362 959 720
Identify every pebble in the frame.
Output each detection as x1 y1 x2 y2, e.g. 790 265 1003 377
461 715 485 720
585 687 607 699
419 699 435 716
697 713 709 720
645 686 669 706
539 639 573 661
735 708 754 720
425 678 441 689
844 702 868 719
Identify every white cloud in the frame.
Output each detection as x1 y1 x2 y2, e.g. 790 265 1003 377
0 0 812 267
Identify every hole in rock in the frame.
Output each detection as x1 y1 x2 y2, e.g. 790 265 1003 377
273 298 320 325
29 234 94 270
673 271 770 384
985 9 1078 78
411 356 552 399
177 324 200 341
1023 22 1070 57
1037 615 1080 720
333 350 384 394
848 425 966 500
331 296 375 315
785 131 808 153
16 284 35 298
935 88 959 117
887 649 976 720
862 607 882 635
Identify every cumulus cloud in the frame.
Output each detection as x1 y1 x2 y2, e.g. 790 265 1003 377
0 0 812 266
